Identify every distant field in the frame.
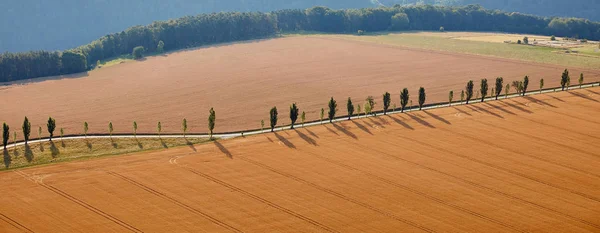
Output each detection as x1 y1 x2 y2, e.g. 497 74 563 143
1 36 599 139
1 88 599 232
307 32 600 69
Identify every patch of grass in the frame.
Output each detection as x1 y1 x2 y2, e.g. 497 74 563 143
97 54 134 68
298 32 600 69
1 137 210 171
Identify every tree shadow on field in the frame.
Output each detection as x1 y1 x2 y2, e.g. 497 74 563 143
368 117 385 128
504 100 533 114
49 141 60 158
160 138 168 149
548 94 565 102
523 96 558 108
214 141 233 159
61 140 66 148
568 91 599 103
423 110 452 125
12 147 20 158
585 89 599 96
484 102 516 116
24 144 34 162
3 150 11 169
294 130 318 146
453 107 472 116
86 141 93 151
39 142 45 152
185 138 196 152
353 120 374 134
471 105 504 119
305 128 319 139
324 125 340 136
387 115 414 130
136 139 143 150
274 132 296 149
407 113 435 129
332 123 358 140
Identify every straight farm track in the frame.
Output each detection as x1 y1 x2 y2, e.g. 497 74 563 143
1 88 599 232
1 36 599 137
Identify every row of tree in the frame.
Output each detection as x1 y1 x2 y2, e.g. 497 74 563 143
2 4 600 82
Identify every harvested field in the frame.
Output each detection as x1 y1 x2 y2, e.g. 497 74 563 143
1 88 599 232
1 36 599 138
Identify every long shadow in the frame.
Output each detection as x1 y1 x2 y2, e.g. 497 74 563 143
548 95 565 102
12 147 20 158
160 138 168 149
387 115 414 130
214 141 233 159
471 105 504 119
367 117 385 128
49 141 60 158
324 125 340 136
484 102 516 115
407 113 435 129
86 141 93 150
423 110 451 125
110 138 118 149
465 105 481 113
373 116 390 125
568 91 599 102
39 142 45 152
3 150 11 168
453 107 472 116
61 140 66 148
274 132 296 149
185 138 197 152
305 128 319 139
586 89 599 95
352 121 374 134
24 144 33 162
332 123 358 140
503 101 533 114
294 130 318 146
136 139 144 149
523 96 558 108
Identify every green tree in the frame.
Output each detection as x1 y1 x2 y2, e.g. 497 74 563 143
439 26 445 32
495 77 504 100
390 13 410 30
133 46 145 59
47 117 56 141
400 88 409 112
38 126 42 142
522 76 530 96
579 73 584 88
22 117 31 145
328 97 337 123
157 122 162 138
2 123 9 150
84 122 89 138
181 119 187 138
383 92 391 115
460 90 465 104
505 83 510 98
108 122 113 139
347 98 354 120
366 96 375 116
270 107 278 132
209 107 216 139
13 132 17 150
448 91 454 106
60 128 64 141
418 87 426 110
480 79 488 102
261 120 265 132
301 111 306 127
133 121 138 138
357 104 362 118
157 40 165 53
364 101 372 117
540 78 544 93
320 108 324 124
523 36 529 44
561 69 570 91
61 51 87 74
289 104 299 129
466 80 474 104
551 35 556 41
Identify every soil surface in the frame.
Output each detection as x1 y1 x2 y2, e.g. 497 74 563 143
1 88 599 232
1 37 599 137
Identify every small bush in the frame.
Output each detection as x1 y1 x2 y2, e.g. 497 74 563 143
439 26 445 32
132 46 145 59
357 30 365 35
551 35 556 41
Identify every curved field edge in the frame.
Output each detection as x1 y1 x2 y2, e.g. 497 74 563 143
286 32 600 70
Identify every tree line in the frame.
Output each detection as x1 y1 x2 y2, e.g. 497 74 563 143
1 69 593 155
2 4 600 83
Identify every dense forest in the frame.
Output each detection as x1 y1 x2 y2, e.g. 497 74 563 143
2 4 600 83
2 0 598 53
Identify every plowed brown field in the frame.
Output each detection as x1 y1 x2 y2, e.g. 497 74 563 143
1 36 599 137
1 88 599 232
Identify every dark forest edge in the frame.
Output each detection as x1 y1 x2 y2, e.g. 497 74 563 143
2 4 600 83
